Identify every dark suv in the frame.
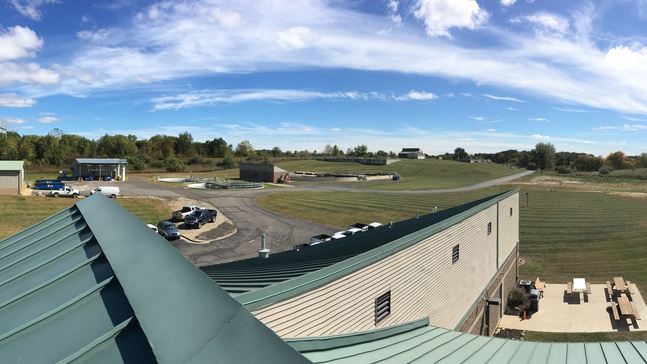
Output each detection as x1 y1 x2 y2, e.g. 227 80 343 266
157 220 181 240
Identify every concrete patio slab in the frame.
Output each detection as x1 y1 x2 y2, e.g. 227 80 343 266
497 283 647 332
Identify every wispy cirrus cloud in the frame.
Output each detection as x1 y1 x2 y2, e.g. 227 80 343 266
528 117 549 121
151 89 438 110
482 94 525 103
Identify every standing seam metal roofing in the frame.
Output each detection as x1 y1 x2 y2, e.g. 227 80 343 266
202 190 519 310
0 194 309 364
287 318 647 363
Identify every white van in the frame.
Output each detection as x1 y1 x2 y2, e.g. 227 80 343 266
90 186 120 198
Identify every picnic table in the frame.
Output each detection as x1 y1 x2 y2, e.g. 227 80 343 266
611 293 641 321
607 277 633 298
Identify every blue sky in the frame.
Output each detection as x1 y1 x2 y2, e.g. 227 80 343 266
1 0 647 156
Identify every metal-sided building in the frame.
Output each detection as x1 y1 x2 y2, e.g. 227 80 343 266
240 163 290 183
0 160 24 195
203 190 520 337
72 158 128 181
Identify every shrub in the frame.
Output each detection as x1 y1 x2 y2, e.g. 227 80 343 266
556 166 571 174
187 154 203 165
507 287 527 306
599 166 611 175
164 157 185 172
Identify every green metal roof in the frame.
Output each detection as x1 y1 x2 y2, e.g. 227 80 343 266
75 158 128 164
202 190 519 310
287 318 647 363
0 160 24 171
0 194 308 364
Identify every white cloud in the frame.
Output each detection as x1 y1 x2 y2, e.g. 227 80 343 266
9 0 59 21
0 93 37 107
483 94 525 103
277 27 315 50
151 89 437 110
5 116 28 124
402 90 438 100
486 128 496 132
592 126 617 130
500 0 516 6
38 116 59 123
387 0 402 26
0 62 59 85
528 117 549 121
0 26 44 61
516 12 570 35
413 0 488 38
469 116 485 121
622 124 647 131
532 134 550 139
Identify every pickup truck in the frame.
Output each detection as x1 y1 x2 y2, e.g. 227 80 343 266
49 186 80 198
184 209 217 228
172 205 205 221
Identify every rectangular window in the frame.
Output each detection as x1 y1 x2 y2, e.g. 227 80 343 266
487 222 492 235
375 291 391 324
452 244 460 264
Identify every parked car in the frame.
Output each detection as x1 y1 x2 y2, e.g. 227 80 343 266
344 227 363 236
156 220 181 240
49 186 80 198
172 205 205 221
331 231 347 240
367 222 383 229
90 186 120 198
348 223 369 231
184 209 217 228
310 234 332 245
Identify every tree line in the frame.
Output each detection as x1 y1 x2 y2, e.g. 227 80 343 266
0 130 645 173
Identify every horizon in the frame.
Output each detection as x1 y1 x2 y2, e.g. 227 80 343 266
1 0 647 156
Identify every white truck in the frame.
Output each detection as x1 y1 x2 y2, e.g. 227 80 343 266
49 186 80 198
172 205 205 221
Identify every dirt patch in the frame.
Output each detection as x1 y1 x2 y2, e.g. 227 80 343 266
168 197 237 244
608 191 647 199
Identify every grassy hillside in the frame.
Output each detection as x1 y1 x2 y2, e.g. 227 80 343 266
276 159 522 190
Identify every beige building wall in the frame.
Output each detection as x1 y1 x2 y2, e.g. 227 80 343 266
252 193 519 338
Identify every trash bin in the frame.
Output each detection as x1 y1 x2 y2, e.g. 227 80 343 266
529 289 540 311
519 280 532 293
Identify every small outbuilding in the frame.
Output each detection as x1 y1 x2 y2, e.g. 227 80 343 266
398 148 426 159
0 160 24 195
72 158 128 181
240 163 290 183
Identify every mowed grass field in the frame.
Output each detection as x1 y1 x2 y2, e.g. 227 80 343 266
276 159 522 190
257 181 647 287
0 195 170 239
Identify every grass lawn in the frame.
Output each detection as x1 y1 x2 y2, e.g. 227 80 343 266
0 195 170 239
257 178 647 288
276 159 522 190
524 330 647 342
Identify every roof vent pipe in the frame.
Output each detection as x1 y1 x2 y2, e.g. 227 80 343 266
258 233 270 259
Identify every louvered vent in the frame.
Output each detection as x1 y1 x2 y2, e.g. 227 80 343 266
375 290 391 325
